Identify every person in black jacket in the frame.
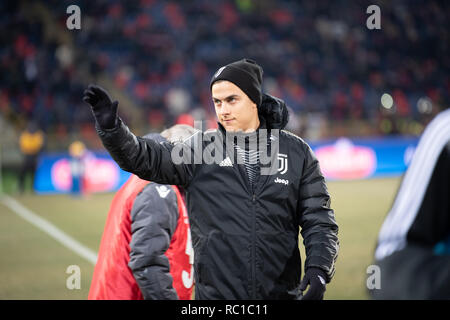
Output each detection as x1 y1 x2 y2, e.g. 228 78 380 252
83 59 339 300
370 108 450 299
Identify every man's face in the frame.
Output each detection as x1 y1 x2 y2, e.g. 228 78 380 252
211 80 259 132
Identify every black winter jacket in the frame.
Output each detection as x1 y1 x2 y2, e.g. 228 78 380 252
96 118 339 299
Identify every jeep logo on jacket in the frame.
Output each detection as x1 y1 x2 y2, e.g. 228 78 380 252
97 120 339 300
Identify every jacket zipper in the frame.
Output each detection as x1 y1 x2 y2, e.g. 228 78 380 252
251 192 256 299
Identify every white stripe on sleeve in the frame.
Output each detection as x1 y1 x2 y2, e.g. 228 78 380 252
375 109 450 260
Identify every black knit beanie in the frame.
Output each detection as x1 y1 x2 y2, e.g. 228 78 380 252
210 58 263 106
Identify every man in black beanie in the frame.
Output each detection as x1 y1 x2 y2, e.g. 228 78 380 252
83 58 339 300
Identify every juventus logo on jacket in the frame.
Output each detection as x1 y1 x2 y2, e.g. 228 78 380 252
278 153 288 174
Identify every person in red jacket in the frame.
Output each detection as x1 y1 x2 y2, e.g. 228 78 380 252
89 125 196 300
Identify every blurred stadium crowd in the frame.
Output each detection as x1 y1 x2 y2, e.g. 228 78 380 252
0 0 449 151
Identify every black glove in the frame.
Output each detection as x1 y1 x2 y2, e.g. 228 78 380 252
299 267 327 300
82 84 119 129
259 93 289 130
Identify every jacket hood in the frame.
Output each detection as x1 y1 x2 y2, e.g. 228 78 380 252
258 93 290 130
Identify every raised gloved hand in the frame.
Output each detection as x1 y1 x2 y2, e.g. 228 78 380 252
83 84 119 129
299 267 327 300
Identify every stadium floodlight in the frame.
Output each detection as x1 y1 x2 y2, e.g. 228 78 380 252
381 93 394 110
417 97 433 114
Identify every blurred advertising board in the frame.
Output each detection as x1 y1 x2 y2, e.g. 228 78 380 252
33 136 419 193
34 151 131 194
310 136 418 180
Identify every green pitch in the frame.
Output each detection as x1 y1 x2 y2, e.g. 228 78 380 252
319 177 401 299
0 177 401 299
